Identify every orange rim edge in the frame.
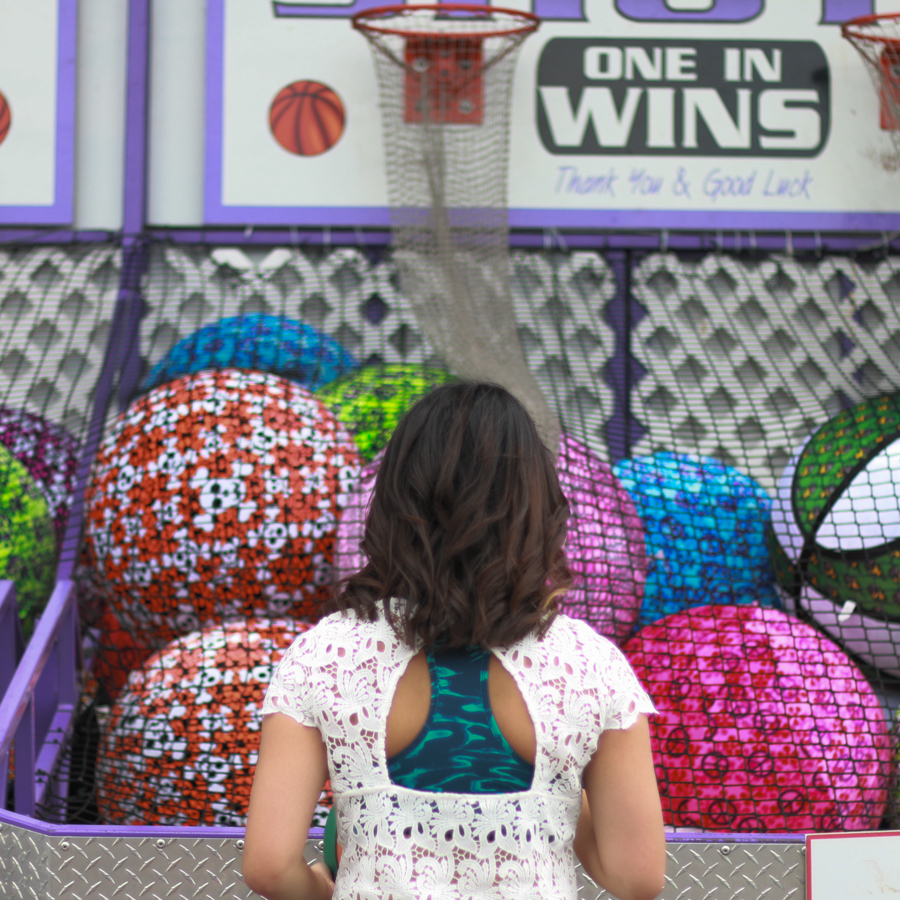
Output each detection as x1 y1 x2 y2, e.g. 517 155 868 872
353 4 540 40
842 12 900 47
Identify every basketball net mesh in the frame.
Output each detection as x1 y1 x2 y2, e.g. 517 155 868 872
356 7 561 451
843 15 900 154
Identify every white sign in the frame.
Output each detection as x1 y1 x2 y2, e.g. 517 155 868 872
0 0 74 224
206 0 900 230
807 831 900 900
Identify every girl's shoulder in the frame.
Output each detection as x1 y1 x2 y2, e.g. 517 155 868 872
513 613 626 669
499 614 653 711
282 606 411 667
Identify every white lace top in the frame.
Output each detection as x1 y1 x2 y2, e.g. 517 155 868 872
262 608 656 900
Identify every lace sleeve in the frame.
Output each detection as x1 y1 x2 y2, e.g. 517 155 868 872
567 619 657 732
599 640 657 731
261 627 318 727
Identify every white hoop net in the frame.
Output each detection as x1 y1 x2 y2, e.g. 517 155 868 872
843 15 900 156
355 6 560 450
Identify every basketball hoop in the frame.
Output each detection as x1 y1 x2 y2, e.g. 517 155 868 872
353 4 561 451
354 5 538 124
843 13 900 141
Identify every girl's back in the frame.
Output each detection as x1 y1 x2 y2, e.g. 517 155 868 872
262 607 655 900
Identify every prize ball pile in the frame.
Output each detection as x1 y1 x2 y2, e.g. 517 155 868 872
78 345 899 833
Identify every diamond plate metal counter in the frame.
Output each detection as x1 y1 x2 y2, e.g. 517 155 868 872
0 815 806 900
0 821 51 900
50 836 255 900
579 841 805 900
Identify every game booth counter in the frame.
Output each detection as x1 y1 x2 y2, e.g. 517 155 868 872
2 0 900 898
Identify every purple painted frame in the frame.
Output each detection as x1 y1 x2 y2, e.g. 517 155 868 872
0 581 78 818
203 0 900 233
203 0 390 228
0 0 76 226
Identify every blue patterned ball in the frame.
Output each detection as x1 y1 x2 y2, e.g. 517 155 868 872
612 452 780 628
143 315 357 392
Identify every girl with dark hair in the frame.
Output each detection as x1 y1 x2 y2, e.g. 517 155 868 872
243 382 665 900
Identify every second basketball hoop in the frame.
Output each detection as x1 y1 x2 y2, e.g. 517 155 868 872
843 13 900 139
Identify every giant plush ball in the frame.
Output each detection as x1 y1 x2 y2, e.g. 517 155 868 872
768 393 900 678
625 605 891 833
0 406 79 544
142 314 357 393
0 445 56 634
95 618 325 826
335 434 646 642
893 709 900 827
84 369 360 645
316 364 457 462
613 453 780 628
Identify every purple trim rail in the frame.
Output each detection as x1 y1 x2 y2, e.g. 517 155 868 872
0 581 78 819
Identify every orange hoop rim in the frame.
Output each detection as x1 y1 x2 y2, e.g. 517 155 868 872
842 12 900 47
352 4 540 40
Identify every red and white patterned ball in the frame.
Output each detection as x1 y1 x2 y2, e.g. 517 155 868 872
334 434 646 643
96 618 311 826
84 369 360 645
625 605 891 832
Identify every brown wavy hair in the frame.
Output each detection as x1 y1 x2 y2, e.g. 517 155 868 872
328 381 572 649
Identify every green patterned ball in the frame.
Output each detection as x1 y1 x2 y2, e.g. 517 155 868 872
0 444 56 635
316 365 457 462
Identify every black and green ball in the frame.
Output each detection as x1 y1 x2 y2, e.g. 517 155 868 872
769 392 900 675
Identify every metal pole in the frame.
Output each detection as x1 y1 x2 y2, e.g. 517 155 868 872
57 0 151 579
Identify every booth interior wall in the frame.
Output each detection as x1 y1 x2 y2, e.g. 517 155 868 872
3 240 898 844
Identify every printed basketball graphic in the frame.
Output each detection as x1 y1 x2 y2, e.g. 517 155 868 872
0 91 11 147
269 81 345 156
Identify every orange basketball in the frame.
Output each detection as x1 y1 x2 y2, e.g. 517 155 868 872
0 91 11 147
269 81 345 157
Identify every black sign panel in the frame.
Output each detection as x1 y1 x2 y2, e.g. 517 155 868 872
536 39 830 157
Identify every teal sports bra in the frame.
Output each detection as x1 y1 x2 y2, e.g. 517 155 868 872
386 646 535 794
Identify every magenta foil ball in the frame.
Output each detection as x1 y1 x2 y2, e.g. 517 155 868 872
333 454 379 580
334 434 647 643
625 605 891 833
557 434 646 642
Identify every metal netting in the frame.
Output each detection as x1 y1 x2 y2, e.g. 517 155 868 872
4 243 897 835
843 14 900 157
354 6 560 450
0 246 119 634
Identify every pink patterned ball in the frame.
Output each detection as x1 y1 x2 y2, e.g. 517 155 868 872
557 434 646 642
333 453 378 580
625 605 891 833
334 434 647 643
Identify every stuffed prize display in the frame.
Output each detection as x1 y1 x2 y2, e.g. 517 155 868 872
0 406 79 543
95 618 325 826
0 445 56 633
317 364 457 462
613 453 780 628
142 314 357 393
768 393 900 678
334 434 646 642
625 605 891 833
83 369 360 645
